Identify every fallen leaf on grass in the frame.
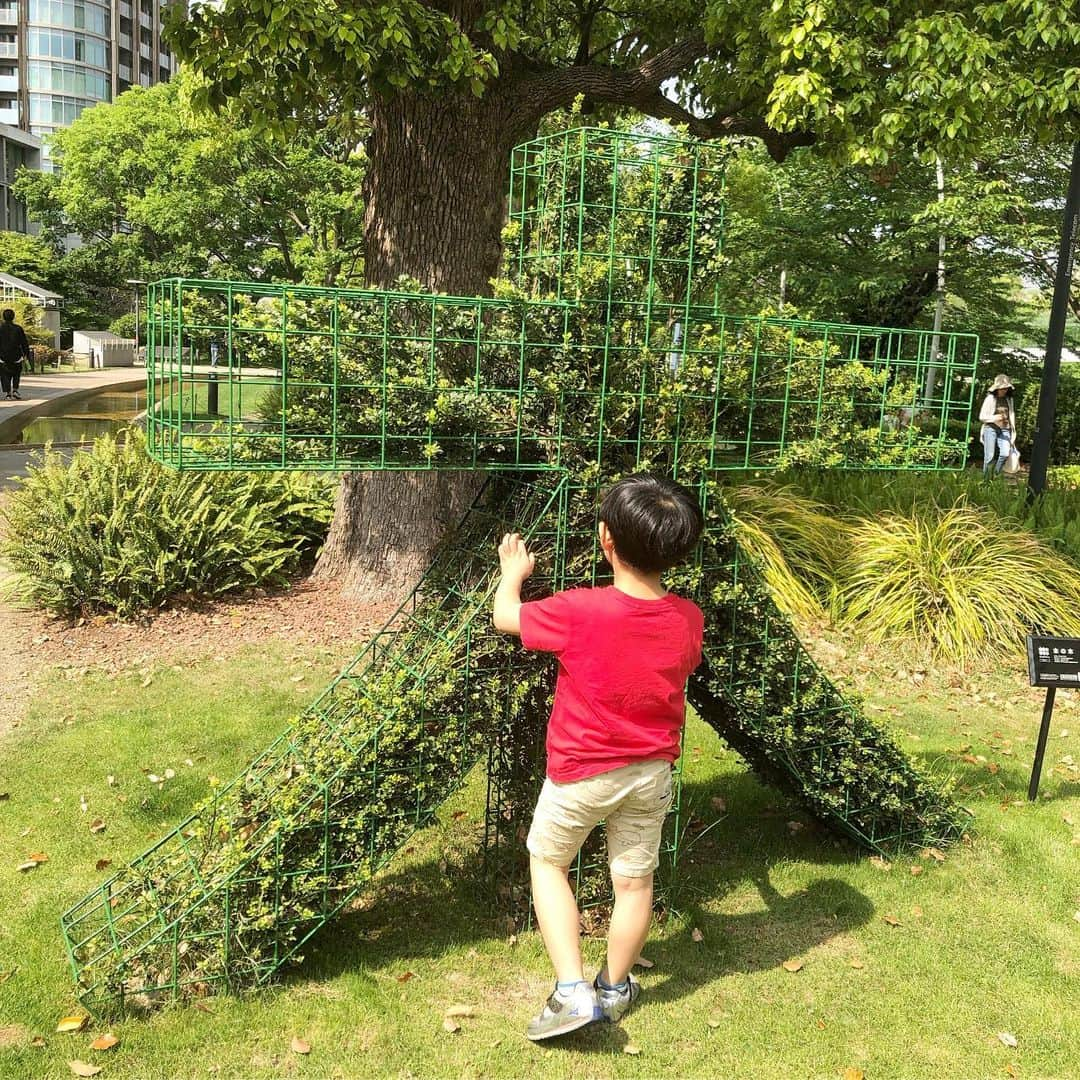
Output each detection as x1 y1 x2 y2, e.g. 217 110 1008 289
910 865 924 876
31 1036 45 1048
193 1003 213 1014
0 792 9 801
706 1016 722 1029
94 859 112 872
622 1044 641 1055
140 676 152 688
444 1005 476 1019
1005 1064 1020 1077
0 968 16 983
89 1034 119 1051
868 856 892 872
290 1037 311 1055
782 959 804 973
442 1019 461 1034
691 927 704 943
882 914 902 927
998 1032 1018 1048
89 820 106 835
633 955 655 969
843 1069 864 1080
912 905 924 918
56 1016 89 1034
848 959 865 970
396 971 415 983
68 1061 102 1077
787 820 805 834
1073 911 1080 924
710 796 727 814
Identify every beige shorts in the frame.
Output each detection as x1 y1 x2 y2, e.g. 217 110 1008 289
527 759 674 879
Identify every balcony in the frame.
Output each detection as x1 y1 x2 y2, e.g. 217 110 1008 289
0 10 16 27
119 33 131 50
0 105 18 126
139 43 151 60
0 73 17 93
0 43 17 60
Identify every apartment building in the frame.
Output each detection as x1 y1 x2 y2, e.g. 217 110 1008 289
0 0 176 170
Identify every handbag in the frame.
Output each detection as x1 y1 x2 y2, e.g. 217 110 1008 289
1003 444 1021 475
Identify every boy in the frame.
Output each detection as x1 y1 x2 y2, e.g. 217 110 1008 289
493 473 705 1041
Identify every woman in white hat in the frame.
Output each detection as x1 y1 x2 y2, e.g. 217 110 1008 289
978 373 1017 478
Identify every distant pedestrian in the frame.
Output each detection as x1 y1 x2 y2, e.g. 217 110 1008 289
0 308 31 400
978 373 1017 478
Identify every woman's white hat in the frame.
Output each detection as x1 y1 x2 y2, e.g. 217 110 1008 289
988 373 1015 391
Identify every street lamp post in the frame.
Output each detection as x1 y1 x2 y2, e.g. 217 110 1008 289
125 278 147 366
1027 143 1080 501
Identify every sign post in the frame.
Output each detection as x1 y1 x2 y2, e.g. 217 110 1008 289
1024 635 1080 799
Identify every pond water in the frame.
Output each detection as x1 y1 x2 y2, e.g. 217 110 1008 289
10 389 145 445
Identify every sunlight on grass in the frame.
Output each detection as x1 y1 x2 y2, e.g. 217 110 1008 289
0 642 1077 1078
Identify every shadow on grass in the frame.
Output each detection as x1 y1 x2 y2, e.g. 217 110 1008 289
913 749 1080 804
293 770 873 1050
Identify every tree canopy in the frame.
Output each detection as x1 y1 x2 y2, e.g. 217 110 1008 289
174 0 1080 161
14 70 366 289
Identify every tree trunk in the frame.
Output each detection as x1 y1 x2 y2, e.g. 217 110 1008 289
313 87 533 599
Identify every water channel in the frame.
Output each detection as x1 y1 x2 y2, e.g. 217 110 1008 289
4 388 144 445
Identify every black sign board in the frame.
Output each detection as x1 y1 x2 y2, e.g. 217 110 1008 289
1025 635 1080 800
1026 635 1080 687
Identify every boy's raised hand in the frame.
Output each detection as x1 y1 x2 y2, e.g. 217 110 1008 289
498 532 536 584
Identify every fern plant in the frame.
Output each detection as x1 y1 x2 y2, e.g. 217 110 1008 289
0 432 334 618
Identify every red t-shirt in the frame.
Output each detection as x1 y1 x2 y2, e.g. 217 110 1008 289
519 586 704 783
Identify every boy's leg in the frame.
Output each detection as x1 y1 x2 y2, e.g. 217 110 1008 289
530 856 584 983
524 778 607 1040
595 760 673 1021
605 870 654 986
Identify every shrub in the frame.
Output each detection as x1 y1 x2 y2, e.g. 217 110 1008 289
724 484 846 621
776 468 1080 567
838 505 1080 660
0 431 334 618
726 474 1080 660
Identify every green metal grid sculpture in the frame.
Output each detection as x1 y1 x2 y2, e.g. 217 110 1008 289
63 125 978 1013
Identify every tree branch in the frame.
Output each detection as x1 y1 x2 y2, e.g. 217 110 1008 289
510 37 814 161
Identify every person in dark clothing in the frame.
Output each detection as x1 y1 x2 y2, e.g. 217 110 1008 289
0 308 31 400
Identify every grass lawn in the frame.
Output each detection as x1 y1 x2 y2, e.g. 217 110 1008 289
0 639 1077 1079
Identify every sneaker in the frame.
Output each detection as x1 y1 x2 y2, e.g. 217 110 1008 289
593 972 640 1023
11 390 20 400
525 982 600 1041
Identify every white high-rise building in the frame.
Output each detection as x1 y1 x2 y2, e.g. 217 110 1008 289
0 0 177 171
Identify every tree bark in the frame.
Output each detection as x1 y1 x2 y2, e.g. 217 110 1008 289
313 88 533 599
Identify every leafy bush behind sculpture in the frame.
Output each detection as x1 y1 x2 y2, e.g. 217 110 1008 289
1 431 334 617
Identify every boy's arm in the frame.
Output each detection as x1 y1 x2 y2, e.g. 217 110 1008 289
493 532 535 636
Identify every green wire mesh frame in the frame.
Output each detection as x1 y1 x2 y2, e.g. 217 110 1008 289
63 124 980 1012
61 473 570 1012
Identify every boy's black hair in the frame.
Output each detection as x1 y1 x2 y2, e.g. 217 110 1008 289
1 309 14 322
598 473 704 573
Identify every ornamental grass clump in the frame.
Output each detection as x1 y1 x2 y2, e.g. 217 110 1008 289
725 484 847 621
0 431 334 618
839 505 1080 661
